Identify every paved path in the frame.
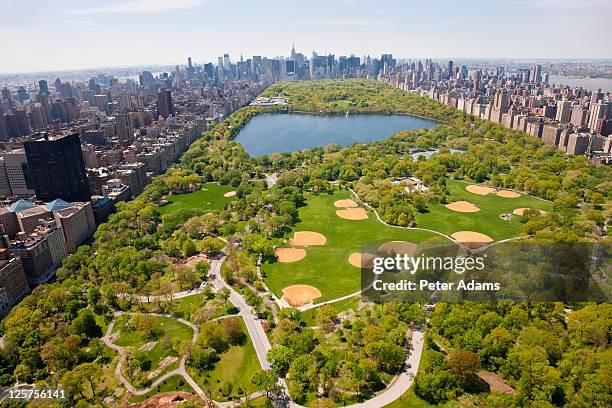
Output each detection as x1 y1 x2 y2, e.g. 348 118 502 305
348 187 455 243
106 250 427 408
101 311 206 398
343 330 425 408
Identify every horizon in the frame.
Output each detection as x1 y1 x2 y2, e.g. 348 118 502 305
2 0 611 74
2 55 612 77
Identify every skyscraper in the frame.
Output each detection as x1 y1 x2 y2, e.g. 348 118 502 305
38 80 49 94
556 100 572 123
589 101 611 133
531 64 542 84
23 133 91 202
157 89 174 119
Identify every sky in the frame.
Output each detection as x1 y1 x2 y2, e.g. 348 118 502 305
1 0 611 73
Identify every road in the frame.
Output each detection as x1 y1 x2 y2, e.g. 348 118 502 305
208 257 296 406
107 253 426 408
343 330 425 408
210 254 426 408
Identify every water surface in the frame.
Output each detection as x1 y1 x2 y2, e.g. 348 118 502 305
235 113 438 156
549 75 612 92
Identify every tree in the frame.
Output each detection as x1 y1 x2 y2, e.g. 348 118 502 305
62 368 86 400
221 318 246 345
251 370 282 399
72 309 102 338
195 260 210 277
447 350 480 387
267 346 293 375
199 236 225 255
315 305 337 333
197 321 229 352
365 341 405 372
415 369 460 403
75 363 103 397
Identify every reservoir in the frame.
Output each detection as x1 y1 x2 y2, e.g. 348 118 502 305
234 113 438 156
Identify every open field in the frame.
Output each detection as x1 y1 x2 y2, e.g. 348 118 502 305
415 179 553 241
128 376 195 403
158 182 236 215
137 292 233 322
188 319 262 402
112 315 193 374
301 296 361 326
262 190 444 302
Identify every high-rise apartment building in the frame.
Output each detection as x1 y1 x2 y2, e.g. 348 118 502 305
0 254 30 318
0 149 34 197
24 133 91 202
157 89 174 119
588 101 611 133
555 100 572 123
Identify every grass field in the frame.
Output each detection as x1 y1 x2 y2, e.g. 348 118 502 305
415 179 552 241
158 182 236 215
138 293 233 322
301 296 361 326
382 386 434 408
112 314 193 374
128 375 195 403
262 190 444 302
188 318 262 402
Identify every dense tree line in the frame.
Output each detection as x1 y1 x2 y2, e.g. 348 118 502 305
416 302 611 407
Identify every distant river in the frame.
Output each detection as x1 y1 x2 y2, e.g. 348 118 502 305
549 75 612 92
234 113 438 156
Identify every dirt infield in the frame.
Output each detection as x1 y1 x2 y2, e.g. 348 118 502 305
275 247 307 263
445 201 480 213
348 252 376 268
336 208 369 220
378 241 418 256
282 285 322 307
223 191 237 197
496 190 520 198
451 231 494 248
290 231 327 247
334 199 358 208
466 185 496 195
513 208 546 216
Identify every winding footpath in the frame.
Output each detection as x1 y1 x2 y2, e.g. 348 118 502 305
101 309 261 407
208 253 425 408
104 252 425 408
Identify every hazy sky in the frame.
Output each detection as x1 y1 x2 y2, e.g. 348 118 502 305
1 0 611 73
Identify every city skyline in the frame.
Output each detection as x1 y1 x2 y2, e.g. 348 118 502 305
2 0 612 73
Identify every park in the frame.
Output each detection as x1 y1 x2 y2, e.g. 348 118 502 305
263 179 552 306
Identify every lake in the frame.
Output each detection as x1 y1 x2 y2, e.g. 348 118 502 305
549 75 612 93
234 113 438 156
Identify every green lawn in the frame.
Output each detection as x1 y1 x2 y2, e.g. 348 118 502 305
382 386 434 408
301 296 361 326
112 314 193 375
139 293 235 322
240 396 271 407
158 182 236 215
262 190 445 302
128 375 195 403
188 319 262 402
415 179 552 241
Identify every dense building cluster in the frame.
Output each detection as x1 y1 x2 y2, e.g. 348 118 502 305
378 59 612 163
0 60 270 317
